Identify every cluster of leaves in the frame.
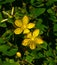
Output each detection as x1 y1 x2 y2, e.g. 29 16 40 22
0 0 57 65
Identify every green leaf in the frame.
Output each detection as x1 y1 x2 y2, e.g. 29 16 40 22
47 9 57 22
42 42 47 49
2 30 12 37
46 0 54 6
37 52 44 59
30 0 35 4
31 8 46 17
7 18 14 24
0 45 10 52
0 22 7 27
45 49 54 57
48 58 55 65
0 12 3 22
53 23 57 31
47 9 54 14
49 62 55 65
0 5 1 9
6 48 18 56
30 50 37 58
4 0 15 3
0 0 15 5
3 61 20 65
25 55 33 63
0 59 2 64
53 23 57 36
54 0 57 1
50 15 57 22
36 19 47 31
5 32 13 41
0 38 6 44
54 32 57 36
34 0 43 4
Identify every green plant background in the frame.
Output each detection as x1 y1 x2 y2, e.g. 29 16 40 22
0 0 57 65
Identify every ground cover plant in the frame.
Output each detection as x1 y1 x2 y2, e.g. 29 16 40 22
0 0 57 65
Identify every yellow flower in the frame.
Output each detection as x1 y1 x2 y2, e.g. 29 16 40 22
14 15 35 34
16 52 21 57
22 29 43 50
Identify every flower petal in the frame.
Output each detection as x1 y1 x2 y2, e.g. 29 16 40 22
22 39 30 46
23 29 30 34
22 15 29 24
14 28 22 34
33 29 40 37
15 20 22 27
27 23 35 29
35 38 43 44
29 43 36 50
27 32 32 38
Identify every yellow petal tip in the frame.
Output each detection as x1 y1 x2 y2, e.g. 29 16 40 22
14 28 22 34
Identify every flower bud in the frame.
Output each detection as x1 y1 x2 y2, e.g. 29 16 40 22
16 52 21 57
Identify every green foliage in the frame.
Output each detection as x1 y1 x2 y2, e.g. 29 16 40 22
0 12 3 21
31 8 46 17
36 18 47 31
0 0 57 65
2 59 20 65
30 0 35 4
0 45 10 52
0 22 7 27
0 0 15 5
54 23 57 31
0 38 6 44
6 48 18 56
46 0 57 6
42 42 48 49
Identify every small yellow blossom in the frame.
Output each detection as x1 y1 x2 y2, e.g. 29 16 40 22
14 15 35 34
16 52 21 57
22 29 43 50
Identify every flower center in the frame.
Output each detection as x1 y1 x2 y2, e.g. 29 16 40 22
23 25 27 29
31 37 34 41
